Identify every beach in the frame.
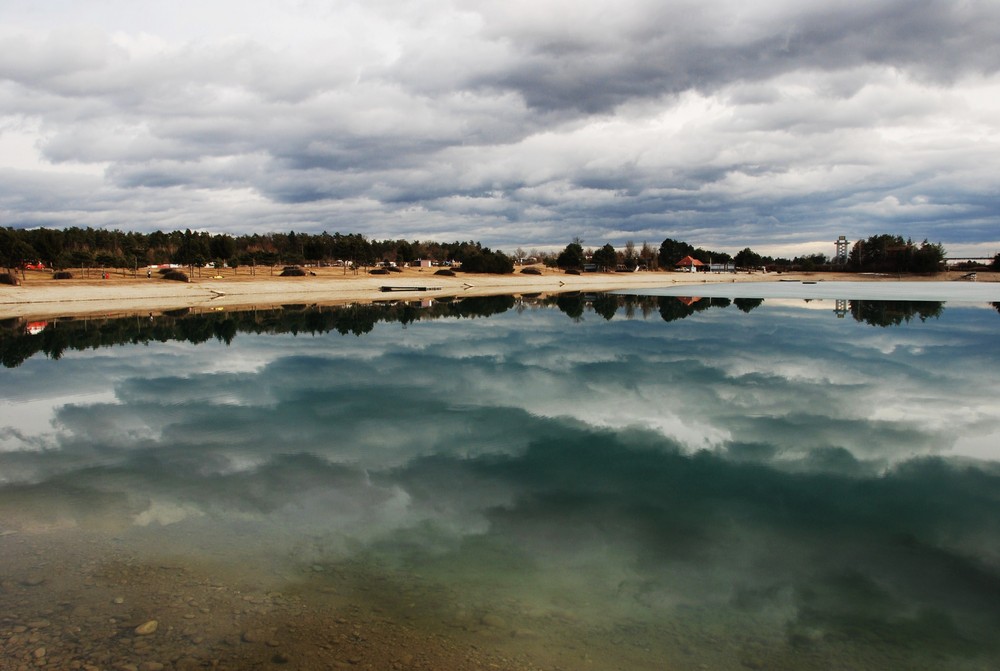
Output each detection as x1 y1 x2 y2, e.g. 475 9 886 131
2 266 996 320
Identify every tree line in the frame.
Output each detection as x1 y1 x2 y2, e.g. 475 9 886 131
653 234 945 273
847 234 947 274
553 236 821 272
2 225 950 277
551 233 947 274
658 234 947 273
0 226 514 275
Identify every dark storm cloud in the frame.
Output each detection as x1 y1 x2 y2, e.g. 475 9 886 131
2 1 999 254
477 1 1000 113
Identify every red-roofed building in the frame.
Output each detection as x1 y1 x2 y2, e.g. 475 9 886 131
675 255 705 272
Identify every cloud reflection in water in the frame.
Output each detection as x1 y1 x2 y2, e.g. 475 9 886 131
2 298 1000 663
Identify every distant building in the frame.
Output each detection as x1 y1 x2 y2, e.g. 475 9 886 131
675 256 705 272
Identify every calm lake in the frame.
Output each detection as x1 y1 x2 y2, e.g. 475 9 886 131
2 287 1000 670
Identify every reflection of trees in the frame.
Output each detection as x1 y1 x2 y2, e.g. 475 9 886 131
849 301 944 327
992 302 1000 316
657 296 730 322
734 298 765 313
2 295 957 367
0 296 519 368
4 293 738 369
449 295 516 319
555 293 586 320
549 294 664 322
591 294 620 321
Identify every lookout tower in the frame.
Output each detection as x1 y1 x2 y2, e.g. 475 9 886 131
835 235 849 265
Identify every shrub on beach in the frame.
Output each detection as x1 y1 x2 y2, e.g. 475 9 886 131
434 269 456 276
0 273 19 286
53 271 73 280
565 268 581 275
520 267 542 275
162 270 189 282
457 249 514 274
280 266 307 276
369 268 389 275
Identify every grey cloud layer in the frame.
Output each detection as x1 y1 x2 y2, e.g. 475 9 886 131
472 1 1000 112
2 1 1000 251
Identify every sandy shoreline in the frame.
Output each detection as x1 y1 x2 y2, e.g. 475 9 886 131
1 266 997 320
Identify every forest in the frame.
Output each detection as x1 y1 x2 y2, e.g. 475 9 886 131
0 226 511 274
1 225 952 276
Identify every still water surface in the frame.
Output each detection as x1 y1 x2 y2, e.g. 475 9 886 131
2 291 1000 670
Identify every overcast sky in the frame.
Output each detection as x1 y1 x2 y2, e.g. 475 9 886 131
1 0 998 257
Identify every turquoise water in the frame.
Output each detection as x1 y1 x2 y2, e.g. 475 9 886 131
2 293 1000 669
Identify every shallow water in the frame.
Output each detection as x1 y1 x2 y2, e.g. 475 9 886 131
2 292 1000 670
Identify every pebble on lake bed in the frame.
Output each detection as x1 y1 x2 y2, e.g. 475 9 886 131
134 620 158 635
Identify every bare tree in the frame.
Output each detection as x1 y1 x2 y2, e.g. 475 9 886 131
640 241 657 269
624 240 637 269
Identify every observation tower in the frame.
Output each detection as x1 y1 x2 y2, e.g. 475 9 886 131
835 235 849 265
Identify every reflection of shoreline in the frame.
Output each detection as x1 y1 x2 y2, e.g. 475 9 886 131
1 294 953 368
618 279 1000 303
2 268 996 321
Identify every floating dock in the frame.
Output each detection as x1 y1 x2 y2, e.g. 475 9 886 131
379 286 442 292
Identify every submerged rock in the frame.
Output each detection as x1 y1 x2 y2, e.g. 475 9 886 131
134 620 158 635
